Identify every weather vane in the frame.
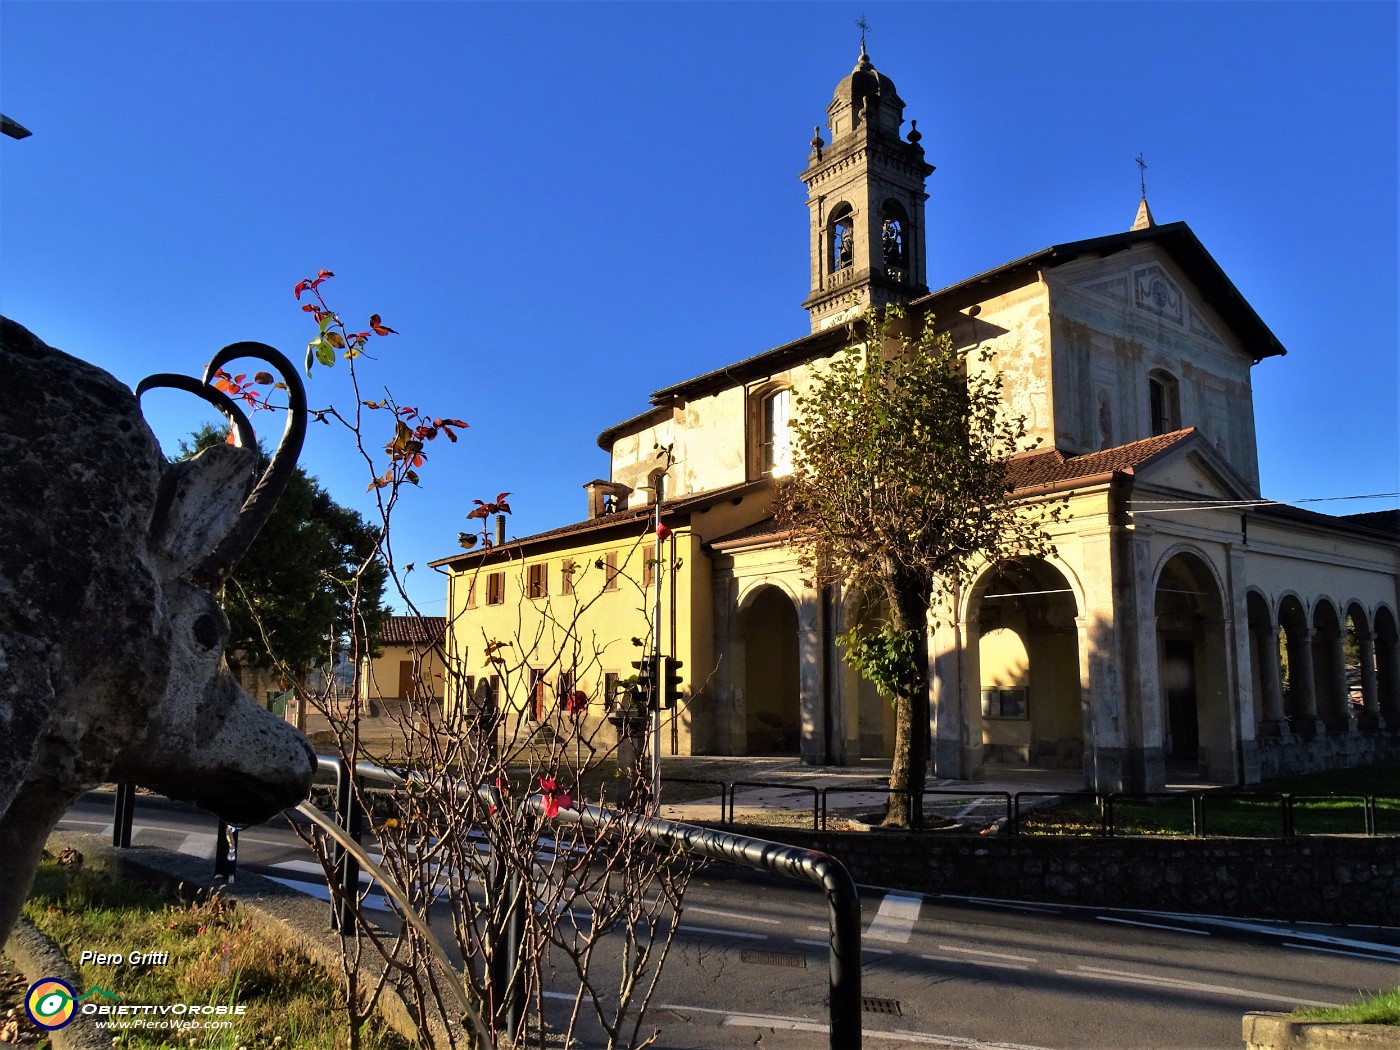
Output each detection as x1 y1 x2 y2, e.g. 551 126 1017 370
1136 152 1148 200
856 14 871 49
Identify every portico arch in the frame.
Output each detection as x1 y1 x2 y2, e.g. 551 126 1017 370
1374 606 1400 725
1246 589 1287 737
1277 594 1318 735
1311 599 1350 732
738 584 801 754
1344 601 1378 728
1154 549 1233 782
837 588 898 758
965 558 1084 770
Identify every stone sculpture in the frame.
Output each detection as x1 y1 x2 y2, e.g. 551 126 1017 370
0 316 318 947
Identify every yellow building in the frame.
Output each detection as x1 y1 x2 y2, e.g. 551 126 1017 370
359 615 446 716
431 46 1399 789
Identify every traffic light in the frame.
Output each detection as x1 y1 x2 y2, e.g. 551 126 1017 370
662 657 684 710
630 656 658 709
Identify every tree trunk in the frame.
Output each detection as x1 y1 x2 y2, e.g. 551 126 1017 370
883 572 931 829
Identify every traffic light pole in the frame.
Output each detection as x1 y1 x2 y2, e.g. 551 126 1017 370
650 494 663 810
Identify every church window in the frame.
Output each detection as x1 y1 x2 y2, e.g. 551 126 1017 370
830 205 855 273
761 387 793 477
1148 369 1181 436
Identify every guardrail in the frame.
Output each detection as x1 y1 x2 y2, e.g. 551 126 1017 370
652 779 1393 838
108 760 864 1050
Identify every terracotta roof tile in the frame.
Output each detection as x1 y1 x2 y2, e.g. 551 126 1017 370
1006 429 1196 492
376 616 446 646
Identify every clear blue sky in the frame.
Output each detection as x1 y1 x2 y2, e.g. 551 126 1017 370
3 2 1396 616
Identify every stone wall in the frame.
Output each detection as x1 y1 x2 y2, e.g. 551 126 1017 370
752 828 1400 925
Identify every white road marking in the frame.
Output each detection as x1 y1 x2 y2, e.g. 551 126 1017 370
178 834 217 859
653 1002 1057 1048
1067 965 1340 1008
677 924 768 940
952 895 1061 914
934 944 1038 963
261 874 393 914
684 905 782 925
794 938 891 954
866 893 922 943
922 954 1029 972
1283 942 1400 962
1096 915 1210 936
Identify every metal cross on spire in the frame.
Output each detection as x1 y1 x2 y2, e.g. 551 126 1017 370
856 14 871 50
1136 152 1148 200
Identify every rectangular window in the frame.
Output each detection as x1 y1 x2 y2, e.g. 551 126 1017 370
604 551 619 591
762 388 793 477
603 672 621 712
561 558 575 596
981 687 1028 720
527 563 548 599
643 554 655 588
486 571 505 605
558 670 574 706
464 576 478 609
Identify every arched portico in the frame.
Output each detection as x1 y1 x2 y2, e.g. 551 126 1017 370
1154 550 1234 782
1375 606 1400 727
836 588 898 759
1246 590 1287 738
737 584 802 754
963 558 1085 772
1311 599 1350 733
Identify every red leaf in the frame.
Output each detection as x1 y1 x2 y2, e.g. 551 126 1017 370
317 269 335 279
656 521 672 540
293 279 311 300
301 303 316 313
369 314 397 337
253 371 274 385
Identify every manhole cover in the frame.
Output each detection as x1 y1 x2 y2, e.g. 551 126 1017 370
740 949 808 968
862 996 903 1015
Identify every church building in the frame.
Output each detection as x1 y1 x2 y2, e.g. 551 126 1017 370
431 46 1399 792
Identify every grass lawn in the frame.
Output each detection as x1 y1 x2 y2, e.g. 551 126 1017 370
15 855 408 1049
1019 764 1400 837
1296 986 1400 1026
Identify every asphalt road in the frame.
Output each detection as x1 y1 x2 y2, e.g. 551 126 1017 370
58 793 1400 1050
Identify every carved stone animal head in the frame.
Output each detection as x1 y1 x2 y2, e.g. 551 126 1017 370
0 316 317 946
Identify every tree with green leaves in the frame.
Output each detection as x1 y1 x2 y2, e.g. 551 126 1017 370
775 306 1063 827
182 426 390 694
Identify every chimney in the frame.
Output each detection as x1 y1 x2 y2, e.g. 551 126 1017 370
493 514 506 547
583 479 632 519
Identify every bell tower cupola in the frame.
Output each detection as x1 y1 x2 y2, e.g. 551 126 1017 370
801 43 935 331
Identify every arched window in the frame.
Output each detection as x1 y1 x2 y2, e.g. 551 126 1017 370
881 200 909 271
760 387 793 478
830 204 855 274
1148 369 1181 436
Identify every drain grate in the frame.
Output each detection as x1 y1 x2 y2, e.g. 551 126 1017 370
862 996 903 1016
739 949 808 968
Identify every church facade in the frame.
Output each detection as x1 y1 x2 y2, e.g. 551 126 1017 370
431 47 1399 791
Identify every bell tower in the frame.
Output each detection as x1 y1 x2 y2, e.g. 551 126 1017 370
801 44 935 332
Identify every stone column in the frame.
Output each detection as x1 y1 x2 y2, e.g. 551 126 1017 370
1287 628 1322 737
797 586 825 764
1324 629 1352 733
930 617 970 780
1377 636 1400 727
1256 626 1289 733
1356 633 1380 731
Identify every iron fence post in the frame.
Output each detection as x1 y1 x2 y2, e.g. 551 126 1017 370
213 822 237 881
333 757 362 935
111 781 135 848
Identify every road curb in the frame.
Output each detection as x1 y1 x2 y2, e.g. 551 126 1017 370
1244 1011 1400 1048
2 917 111 1050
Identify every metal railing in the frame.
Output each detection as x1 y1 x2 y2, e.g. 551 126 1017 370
109 760 864 1050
